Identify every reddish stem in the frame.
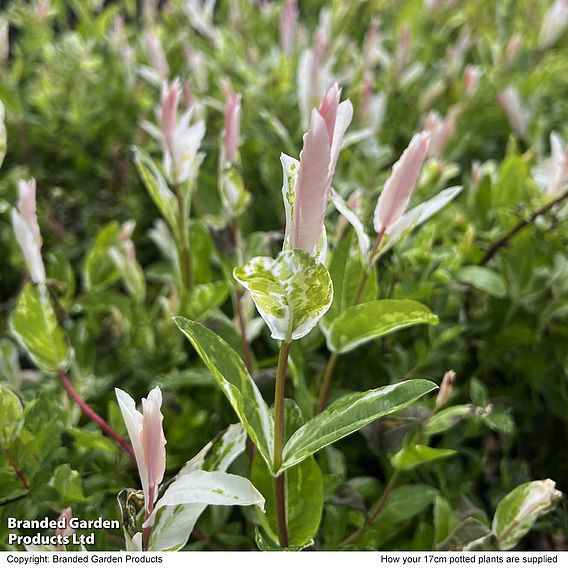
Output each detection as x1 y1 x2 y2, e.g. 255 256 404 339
57 369 135 462
6 448 29 490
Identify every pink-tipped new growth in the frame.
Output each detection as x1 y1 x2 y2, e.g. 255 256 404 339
223 89 242 163
11 178 46 285
292 83 353 255
115 386 166 515
373 131 430 233
280 0 298 55
160 80 181 159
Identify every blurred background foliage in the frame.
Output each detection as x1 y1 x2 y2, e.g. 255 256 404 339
0 0 567 551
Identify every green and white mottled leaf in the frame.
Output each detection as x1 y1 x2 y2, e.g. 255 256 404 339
281 379 437 471
0 385 24 448
378 186 462 258
331 189 371 261
149 424 246 551
390 444 457 471
458 266 507 299
492 479 562 550
252 452 323 549
133 147 178 235
327 299 438 354
10 283 69 373
233 249 333 341
174 318 274 467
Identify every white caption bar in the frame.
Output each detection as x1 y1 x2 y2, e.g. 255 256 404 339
0 551 565 568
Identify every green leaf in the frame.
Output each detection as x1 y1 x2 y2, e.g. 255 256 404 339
0 100 6 168
83 222 121 290
327 299 439 354
10 283 68 373
360 485 438 548
174 318 274 468
219 162 251 217
425 405 478 435
390 445 457 471
133 147 178 235
0 386 24 448
434 496 458 546
492 479 562 550
0 339 21 388
233 249 333 341
50 464 86 507
183 281 230 321
458 266 507 298
252 452 323 549
321 232 376 335
281 379 437 471
494 155 530 207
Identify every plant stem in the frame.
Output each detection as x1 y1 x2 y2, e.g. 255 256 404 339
57 369 135 462
0 492 29 507
339 408 436 548
317 228 387 413
352 228 386 306
6 448 29 490
175 184 192 292
273 340 291 548
142 496 154 551
479 188 568 265
230 217 254 375
317 352 339 414
339 468 401 548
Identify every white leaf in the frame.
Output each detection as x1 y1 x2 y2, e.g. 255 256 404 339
378 186 462 258
331 188 371 261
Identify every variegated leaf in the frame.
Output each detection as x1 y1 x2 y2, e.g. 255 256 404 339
492 479 562 550
174 318 274 467
233 249 333 341
281 379 438 471
327 299 439 354
148 424 248 551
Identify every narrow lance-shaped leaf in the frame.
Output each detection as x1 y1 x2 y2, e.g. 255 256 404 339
233 249 333 341
374 131 430 233
174 318 274 468
377 186 462 258
327 299 438 354
330 188 371 261
281 379 437 471
133 147 178 236
390 445 457 471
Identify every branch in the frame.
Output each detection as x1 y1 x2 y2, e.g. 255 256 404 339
479 188 568 265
